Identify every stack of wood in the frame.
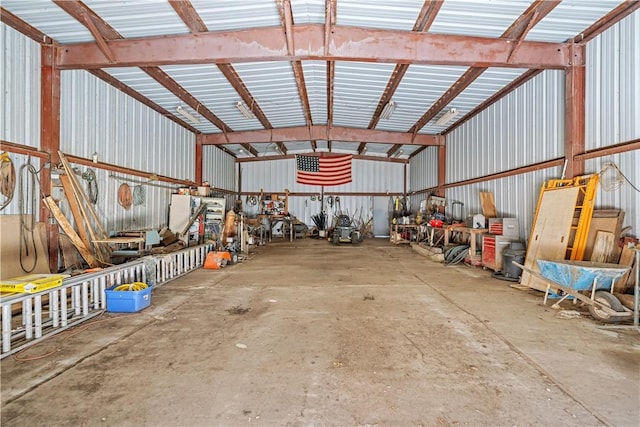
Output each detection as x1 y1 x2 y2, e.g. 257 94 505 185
43 152 112 269
583 210 637 295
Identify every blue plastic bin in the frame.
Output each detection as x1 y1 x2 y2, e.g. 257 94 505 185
105 284 152 313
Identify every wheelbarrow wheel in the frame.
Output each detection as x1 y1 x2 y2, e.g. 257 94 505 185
588 291 626 323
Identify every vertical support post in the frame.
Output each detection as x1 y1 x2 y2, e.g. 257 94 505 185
41 44 61 273
564 43 586 178
437 136 446 197
195 134 204 185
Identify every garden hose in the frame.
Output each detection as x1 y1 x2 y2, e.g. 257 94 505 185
444 245 470 266
114 282 148 292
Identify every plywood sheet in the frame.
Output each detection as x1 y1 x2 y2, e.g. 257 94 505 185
590 231 615 263
479 192 497 218
520 187 580 292
584 210 624 262
0 215 50 280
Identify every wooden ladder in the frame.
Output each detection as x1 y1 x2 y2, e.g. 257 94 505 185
542 174 599 261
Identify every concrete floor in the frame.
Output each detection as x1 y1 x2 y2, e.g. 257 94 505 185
1 238 639 427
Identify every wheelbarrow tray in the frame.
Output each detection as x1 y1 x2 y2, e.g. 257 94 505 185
513 261 632 321
536 260 629 292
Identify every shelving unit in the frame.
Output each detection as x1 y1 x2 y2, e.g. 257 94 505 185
198 197 226 242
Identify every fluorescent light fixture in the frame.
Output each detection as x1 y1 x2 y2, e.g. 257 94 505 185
236 101 255 119
435 108 459 126
380 100 396 120
176 105 200 124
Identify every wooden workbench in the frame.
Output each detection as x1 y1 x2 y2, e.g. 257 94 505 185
390 224 419 244
443 226 488 258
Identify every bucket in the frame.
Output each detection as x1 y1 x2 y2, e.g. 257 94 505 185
502 243 526 278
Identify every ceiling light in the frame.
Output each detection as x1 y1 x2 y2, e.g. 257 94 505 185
394 149 404 158
176 105 200 124
380 100 396 120
236 101 255 119
362 146 368 153
435 108 459 126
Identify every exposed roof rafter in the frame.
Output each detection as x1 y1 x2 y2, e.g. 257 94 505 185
203 125 440 146
0 6 52 44
55 25 572 70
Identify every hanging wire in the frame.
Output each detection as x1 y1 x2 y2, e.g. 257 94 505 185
19 158 40 273
0 152 16 211
599 161 639 192
82 168 98 204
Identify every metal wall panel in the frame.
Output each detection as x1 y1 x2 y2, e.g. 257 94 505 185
0 24 41 148
241 157 404 225
587 151 639 237
202 146 236 193
586 12 640 148
585 12 640 238
60 70 195 232
445 166 562 244
446 70 564 183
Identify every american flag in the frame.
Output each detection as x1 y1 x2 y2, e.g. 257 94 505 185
296 154 352 186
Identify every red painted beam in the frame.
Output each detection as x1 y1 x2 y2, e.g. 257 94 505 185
41 45 61 273
236 153 407 164
564 44 586 178
55 24 570 69
202 125 440 146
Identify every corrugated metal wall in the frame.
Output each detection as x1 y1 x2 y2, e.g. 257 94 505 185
240 158 404 225
0 24 41 149
410 14 639 242
59 70 196 232
408 146 439 216
0 25 42 216
202 144 237 213
432 70 565 241
585 11 639 236
446 70 565 183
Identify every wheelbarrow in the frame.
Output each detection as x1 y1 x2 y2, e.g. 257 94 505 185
515 259 632 323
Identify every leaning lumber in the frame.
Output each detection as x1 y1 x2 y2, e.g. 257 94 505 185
43 196 100 268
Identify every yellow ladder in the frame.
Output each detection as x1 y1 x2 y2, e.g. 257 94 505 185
542 174 599 260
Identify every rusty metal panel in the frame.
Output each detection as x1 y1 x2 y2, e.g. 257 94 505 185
0 24 41 148
446 70 564 183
